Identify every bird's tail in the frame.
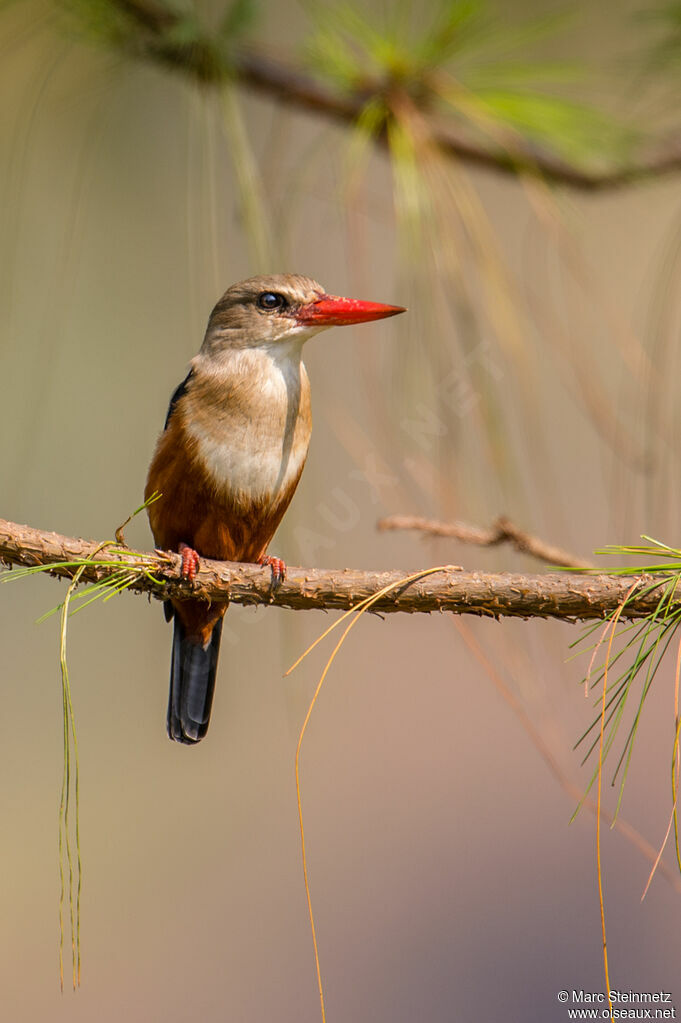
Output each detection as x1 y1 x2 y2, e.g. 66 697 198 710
168 613 223 744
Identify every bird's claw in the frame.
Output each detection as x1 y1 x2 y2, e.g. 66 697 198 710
178 542 200 583
259 554 286 591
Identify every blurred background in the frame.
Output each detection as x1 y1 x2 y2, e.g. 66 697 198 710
2 0 681 1018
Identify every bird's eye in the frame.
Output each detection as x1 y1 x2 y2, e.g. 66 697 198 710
257 292 287 311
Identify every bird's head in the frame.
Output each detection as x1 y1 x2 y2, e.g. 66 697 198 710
201 274 405 356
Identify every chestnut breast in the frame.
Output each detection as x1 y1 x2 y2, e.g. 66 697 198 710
146 343 311 562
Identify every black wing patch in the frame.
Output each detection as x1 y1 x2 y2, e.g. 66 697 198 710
164 369 194 430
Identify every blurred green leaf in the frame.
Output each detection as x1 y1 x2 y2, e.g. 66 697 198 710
306 0 483 87
471 88 624 162
639 1 681 69
52 0 257 70
219 0 259 40
306 0 631 167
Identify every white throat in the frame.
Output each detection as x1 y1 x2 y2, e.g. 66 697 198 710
186 343 312 509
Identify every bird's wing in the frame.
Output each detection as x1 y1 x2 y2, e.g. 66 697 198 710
163 369 194 430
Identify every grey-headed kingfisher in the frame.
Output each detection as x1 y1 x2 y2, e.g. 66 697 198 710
146 274 405 744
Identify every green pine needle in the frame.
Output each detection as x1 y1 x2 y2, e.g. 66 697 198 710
0 491 165 988
571 538 681 832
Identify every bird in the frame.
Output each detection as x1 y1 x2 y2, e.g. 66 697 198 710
145 273 405 745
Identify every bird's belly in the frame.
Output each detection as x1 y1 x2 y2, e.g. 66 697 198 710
187 419 309 512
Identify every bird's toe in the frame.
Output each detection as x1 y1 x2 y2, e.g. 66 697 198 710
259 554 286 591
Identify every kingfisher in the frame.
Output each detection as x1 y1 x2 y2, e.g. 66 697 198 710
145 273 405 744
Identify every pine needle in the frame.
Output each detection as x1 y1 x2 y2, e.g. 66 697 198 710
288 564 454 1023
571 539 681 826
596 591 631 1018
58 563 86 991
1 493 164 989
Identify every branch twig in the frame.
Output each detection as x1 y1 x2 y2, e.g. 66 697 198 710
0 517 673 622
377 514 591 569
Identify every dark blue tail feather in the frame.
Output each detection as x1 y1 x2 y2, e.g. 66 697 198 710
168 615 223 744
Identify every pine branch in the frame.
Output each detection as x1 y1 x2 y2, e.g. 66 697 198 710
107 0 681 192
0 516 675 621
235 54 681 191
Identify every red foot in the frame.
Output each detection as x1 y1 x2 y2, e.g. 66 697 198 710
179 542 200 583
259 554 286 589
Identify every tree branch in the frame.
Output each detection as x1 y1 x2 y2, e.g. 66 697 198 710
0 517 674 622
236 55 681 192
107 0 681 192
377 514 592 569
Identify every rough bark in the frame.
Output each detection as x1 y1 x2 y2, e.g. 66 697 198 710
0 517 674 622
